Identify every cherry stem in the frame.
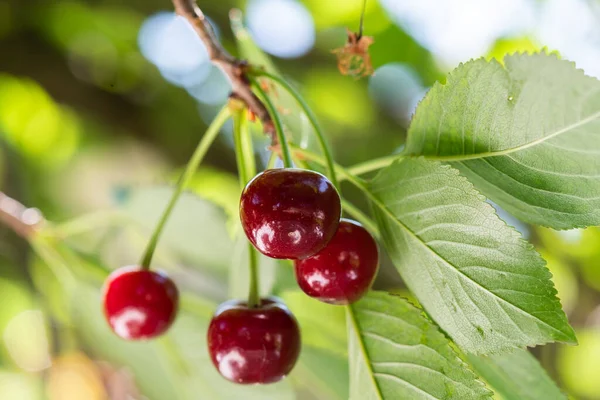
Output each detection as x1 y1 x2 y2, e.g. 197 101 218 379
347 153 403 176
358 0 367 39
251 70 340 189
140 106 231 270
290 145 381 238
248 76 294 169
232 108 261 308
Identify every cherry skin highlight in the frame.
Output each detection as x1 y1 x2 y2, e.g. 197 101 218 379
294 219 379 304
240 168 341 260
103 266 179 340
207 298 301 384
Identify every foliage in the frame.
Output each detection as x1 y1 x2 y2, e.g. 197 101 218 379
1 0 599 399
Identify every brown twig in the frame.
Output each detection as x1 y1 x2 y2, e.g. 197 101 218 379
0 192 44 238
172 0 275 136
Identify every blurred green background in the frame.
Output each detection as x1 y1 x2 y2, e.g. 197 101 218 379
1 0 600 399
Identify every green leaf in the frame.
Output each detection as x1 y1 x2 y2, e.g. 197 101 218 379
347 291 491 400
466 349 567 400
405 53 600 229
369 159 576 353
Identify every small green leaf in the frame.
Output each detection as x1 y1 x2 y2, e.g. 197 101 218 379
369 159 576 354
466 349 567 400
347 291 491 399
405 53 600 229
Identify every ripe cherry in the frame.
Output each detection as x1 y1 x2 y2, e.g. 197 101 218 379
103 266 179 340
207 298 301 384
240 169 341 260
294 219 379 304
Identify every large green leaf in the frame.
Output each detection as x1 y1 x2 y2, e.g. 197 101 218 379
466 349 567 400
369 159 576 354
405 53 600 229
347 291 491 399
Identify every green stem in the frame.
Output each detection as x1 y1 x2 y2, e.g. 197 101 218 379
241 114 257 178
358 0 368 38
290 145 381 238
291 145 367 191
232 110 248 189
341 199 380 239
233 109 260 308
251 70 339 189
140 106 231 269
266 151 278 169
347 153 401 176
247 242 259 307
248 76 294 168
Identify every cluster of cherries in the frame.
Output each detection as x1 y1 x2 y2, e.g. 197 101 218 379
102 168 379 385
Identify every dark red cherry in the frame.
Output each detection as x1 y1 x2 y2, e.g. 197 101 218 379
103 266 179 340
294 219 379 304
207 298 301 384
240 168 341 260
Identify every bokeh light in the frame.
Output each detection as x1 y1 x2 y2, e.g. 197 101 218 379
537 0 600 78
138 12 210 87
247 0 315 58
379 0 535 67
3 310 51 372
369 63 424 125
187 66 231 105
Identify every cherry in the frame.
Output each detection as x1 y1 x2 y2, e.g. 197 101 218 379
240 168 341 260
294 219 379 305
103 266 179 340
207 298 301 384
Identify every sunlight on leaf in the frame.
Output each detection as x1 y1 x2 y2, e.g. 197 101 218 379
406 53 600 229
0 75 80 167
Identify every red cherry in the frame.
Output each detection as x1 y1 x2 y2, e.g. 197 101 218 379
294 219 379 304
240 169 341 260
207 298 301 384
103 266 179 340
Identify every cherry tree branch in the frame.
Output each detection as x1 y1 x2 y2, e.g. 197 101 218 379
172 0 275 136
0 192 44 238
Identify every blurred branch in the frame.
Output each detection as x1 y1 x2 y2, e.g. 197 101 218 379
172 0 275 136
0 192 44 238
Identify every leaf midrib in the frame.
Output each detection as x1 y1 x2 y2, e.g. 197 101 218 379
347 305 384 400
408 109 600 162
365 178 573 342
